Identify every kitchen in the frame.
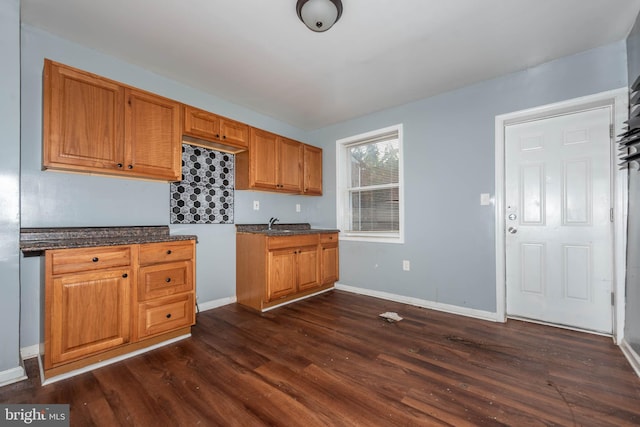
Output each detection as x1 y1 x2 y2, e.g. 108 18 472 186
2 0 640 424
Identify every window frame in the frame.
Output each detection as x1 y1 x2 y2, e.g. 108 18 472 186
336 124 405 244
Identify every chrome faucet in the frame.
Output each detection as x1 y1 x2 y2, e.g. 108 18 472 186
268 217 279 230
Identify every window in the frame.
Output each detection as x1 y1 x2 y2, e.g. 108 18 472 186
336 124 404 243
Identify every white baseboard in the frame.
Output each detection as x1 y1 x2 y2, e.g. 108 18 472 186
0 365 27 387
197 296 236 312
40 333 191 386
335 283 500 322
619 339 640 377
20 344 41 360
262 287 334 312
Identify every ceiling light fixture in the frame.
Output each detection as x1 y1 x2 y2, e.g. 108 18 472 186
296 0 343 32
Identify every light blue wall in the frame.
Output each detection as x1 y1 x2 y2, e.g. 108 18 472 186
626 15 640 353
308 42 628 312
19 25 325 348
0 0 22 379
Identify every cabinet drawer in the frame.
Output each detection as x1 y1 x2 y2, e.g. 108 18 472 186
50 246 131 275
319 233 338 244
139 240 194 265
138 261 193 300
267 234 318 250
137 293 195 339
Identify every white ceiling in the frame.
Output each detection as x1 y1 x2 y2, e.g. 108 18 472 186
21 0 640 130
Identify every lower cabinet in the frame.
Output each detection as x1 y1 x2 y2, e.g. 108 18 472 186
237 232 338 311
44 240 196 378
49 267 131 366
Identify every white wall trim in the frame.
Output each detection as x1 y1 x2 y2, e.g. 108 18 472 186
619 339 640 377
0 366 27 387
40 334 191 385
336 283 500 322
197 296 236 312
494 88 629 341
20 344 40 360
262 287 334 312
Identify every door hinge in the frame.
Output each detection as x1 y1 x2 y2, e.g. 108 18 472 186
611 291 615 306
610 208 614 223
610 124 614 139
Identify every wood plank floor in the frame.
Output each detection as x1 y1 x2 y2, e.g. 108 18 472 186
2 290 639 426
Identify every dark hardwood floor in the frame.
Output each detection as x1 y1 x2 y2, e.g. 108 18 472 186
2 290 640 426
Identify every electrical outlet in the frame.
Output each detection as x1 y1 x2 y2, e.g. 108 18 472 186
296 204 301 212
403 260 410 271
253 200 260 211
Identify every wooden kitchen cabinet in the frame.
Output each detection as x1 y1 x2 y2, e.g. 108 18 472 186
320 233 339 284
236 128 304 193
45 246 133 369
267 241 319 301
43 59 181 181
183 105 249 151
135 240 196 340
303 144 323 195
237 232 336 311
43 239 196 378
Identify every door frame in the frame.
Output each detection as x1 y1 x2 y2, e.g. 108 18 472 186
494 88 628 342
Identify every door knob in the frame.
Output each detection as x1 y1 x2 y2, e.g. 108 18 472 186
508 227 518 234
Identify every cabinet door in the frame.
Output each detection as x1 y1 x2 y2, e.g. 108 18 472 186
297 245 320 291
278 137 303 193
219 118 249 148
267 248 297 301
303 144 323 195
250 128 279 190
48 268 131 367
124 89 181 181
44 60 125 172
183 105 221 140
321 242 339 284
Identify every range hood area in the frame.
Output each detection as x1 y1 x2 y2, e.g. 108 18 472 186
182 135 247 155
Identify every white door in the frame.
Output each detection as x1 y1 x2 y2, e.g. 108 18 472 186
505 107 613 333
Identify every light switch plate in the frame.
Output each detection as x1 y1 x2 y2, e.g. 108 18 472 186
480 193 491 206
253 200 260 211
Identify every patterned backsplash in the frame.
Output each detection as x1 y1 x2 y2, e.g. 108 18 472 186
170 144 234 224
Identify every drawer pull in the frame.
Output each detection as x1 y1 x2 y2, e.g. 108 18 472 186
166 250 172 255
166 313 172 319
92 257 99 262
165 277 171 283
122 273 128 278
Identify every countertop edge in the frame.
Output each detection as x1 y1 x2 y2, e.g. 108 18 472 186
20 234 198 253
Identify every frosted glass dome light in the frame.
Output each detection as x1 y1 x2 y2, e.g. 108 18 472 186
296 0 343 32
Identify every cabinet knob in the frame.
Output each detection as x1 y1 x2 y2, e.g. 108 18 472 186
117 163 123 168
92 257 99 262
127 165 133 169
215 134 220 138
166 250 172 255
122 273 128 278
222 135 226 139
166 313 172 319
165 277 171 283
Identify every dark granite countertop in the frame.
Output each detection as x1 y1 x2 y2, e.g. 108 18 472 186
20 226 197 253
236 223 340 236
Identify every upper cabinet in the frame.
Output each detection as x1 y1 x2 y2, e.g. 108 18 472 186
183 105 249 153
236 128 304 193
43 60 181 181
236 128 324 195
42 59 322 193
303 144 323 195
